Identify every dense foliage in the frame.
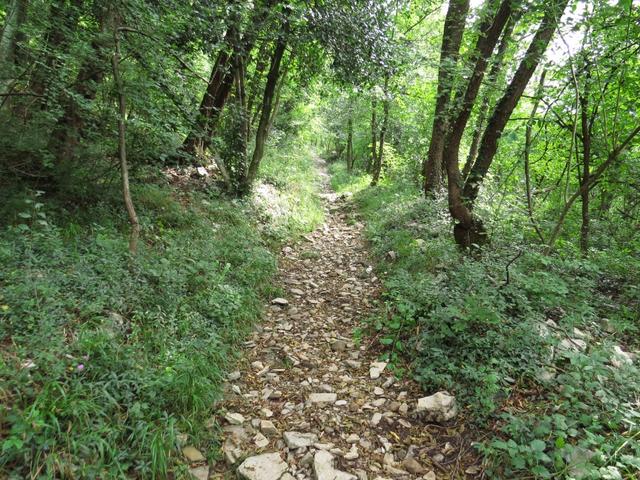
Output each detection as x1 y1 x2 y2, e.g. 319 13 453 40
1 0 639 478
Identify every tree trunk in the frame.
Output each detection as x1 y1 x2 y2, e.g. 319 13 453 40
367 96 377 173
547 124 640 251
49 3 114 168
241 13 288 193
423 0 470 196
0 0 27 85
181 47 232 157
461 12 517 180
452 0 570 247
346 116 354 172
371 74 390 187
442 0 519 247
579 64 591 254
524 70 546 242
112 28 140 255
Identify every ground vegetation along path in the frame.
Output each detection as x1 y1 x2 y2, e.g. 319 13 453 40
198 160 469 480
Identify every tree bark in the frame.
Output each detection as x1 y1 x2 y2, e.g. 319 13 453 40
371 74 390 186
461 12 517 180
423 0 470 196
579 64 591 253
241 12 288 193
367 96 377 173
0 0 27 77
451 0 570 247
112 28 140 255
346 115 354 172
442 0 519 247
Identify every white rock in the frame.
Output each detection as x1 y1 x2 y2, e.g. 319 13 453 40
228 370 241 381
238 452 288 480
374 387 384 396
335 400 348 406
346 434 360 444
284 431 318 449
611 345 634 368
369 361 387 379
189 466 209 480
423 472 436 480
371 412 383 426
272 298 289 306
225 412 245 425
558 338 587 353
309 393 337 404
416 392 457 422
254 432 270 448
261 420 279 436
344 445 359 460
313 450 357 480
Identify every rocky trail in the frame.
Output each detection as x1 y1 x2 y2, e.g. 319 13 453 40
185 162 477 480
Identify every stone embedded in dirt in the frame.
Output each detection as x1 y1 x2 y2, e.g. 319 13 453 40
386 251 397 261
402 457 426 475
335 400 348 406
290 288 305 296
371 412 382 426
346 433 360 444
344 445 359 460
611 345 634 368
423 472 436 480
251 361 265 371
254 432 270 448
189 465 209 480
398 402 409 415
331 339 347 352
369 361 387 379
261 408 274 418
271 298 289 306
228 370 241 381
309 393 337 404
260 420 279 436
182 446 206 462
313 450 357 480
374 387 384 396
345 360 362 369
284 431 319 449
372 398 386 408
416 392 458 422
238 452 288 480
558 338 587 353
225 412 245 425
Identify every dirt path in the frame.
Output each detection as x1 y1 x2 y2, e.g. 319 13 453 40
195 160 470 480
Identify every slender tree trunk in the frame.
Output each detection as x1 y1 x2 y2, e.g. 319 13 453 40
579 64 591 253
547 124 640 251
266 53 292 137
423 0 470 196
371 74 390 186
451 0 569 247
367 96 377 173
346 116 354 172
241 14 288 193
0 0 27 78
524 70 546 242
112 28 140 255
461 13 517 180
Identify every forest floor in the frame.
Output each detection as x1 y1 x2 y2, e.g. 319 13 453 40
183 159 479 480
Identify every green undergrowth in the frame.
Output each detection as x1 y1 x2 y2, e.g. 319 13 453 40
0 143 323 478
330 163 640 479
